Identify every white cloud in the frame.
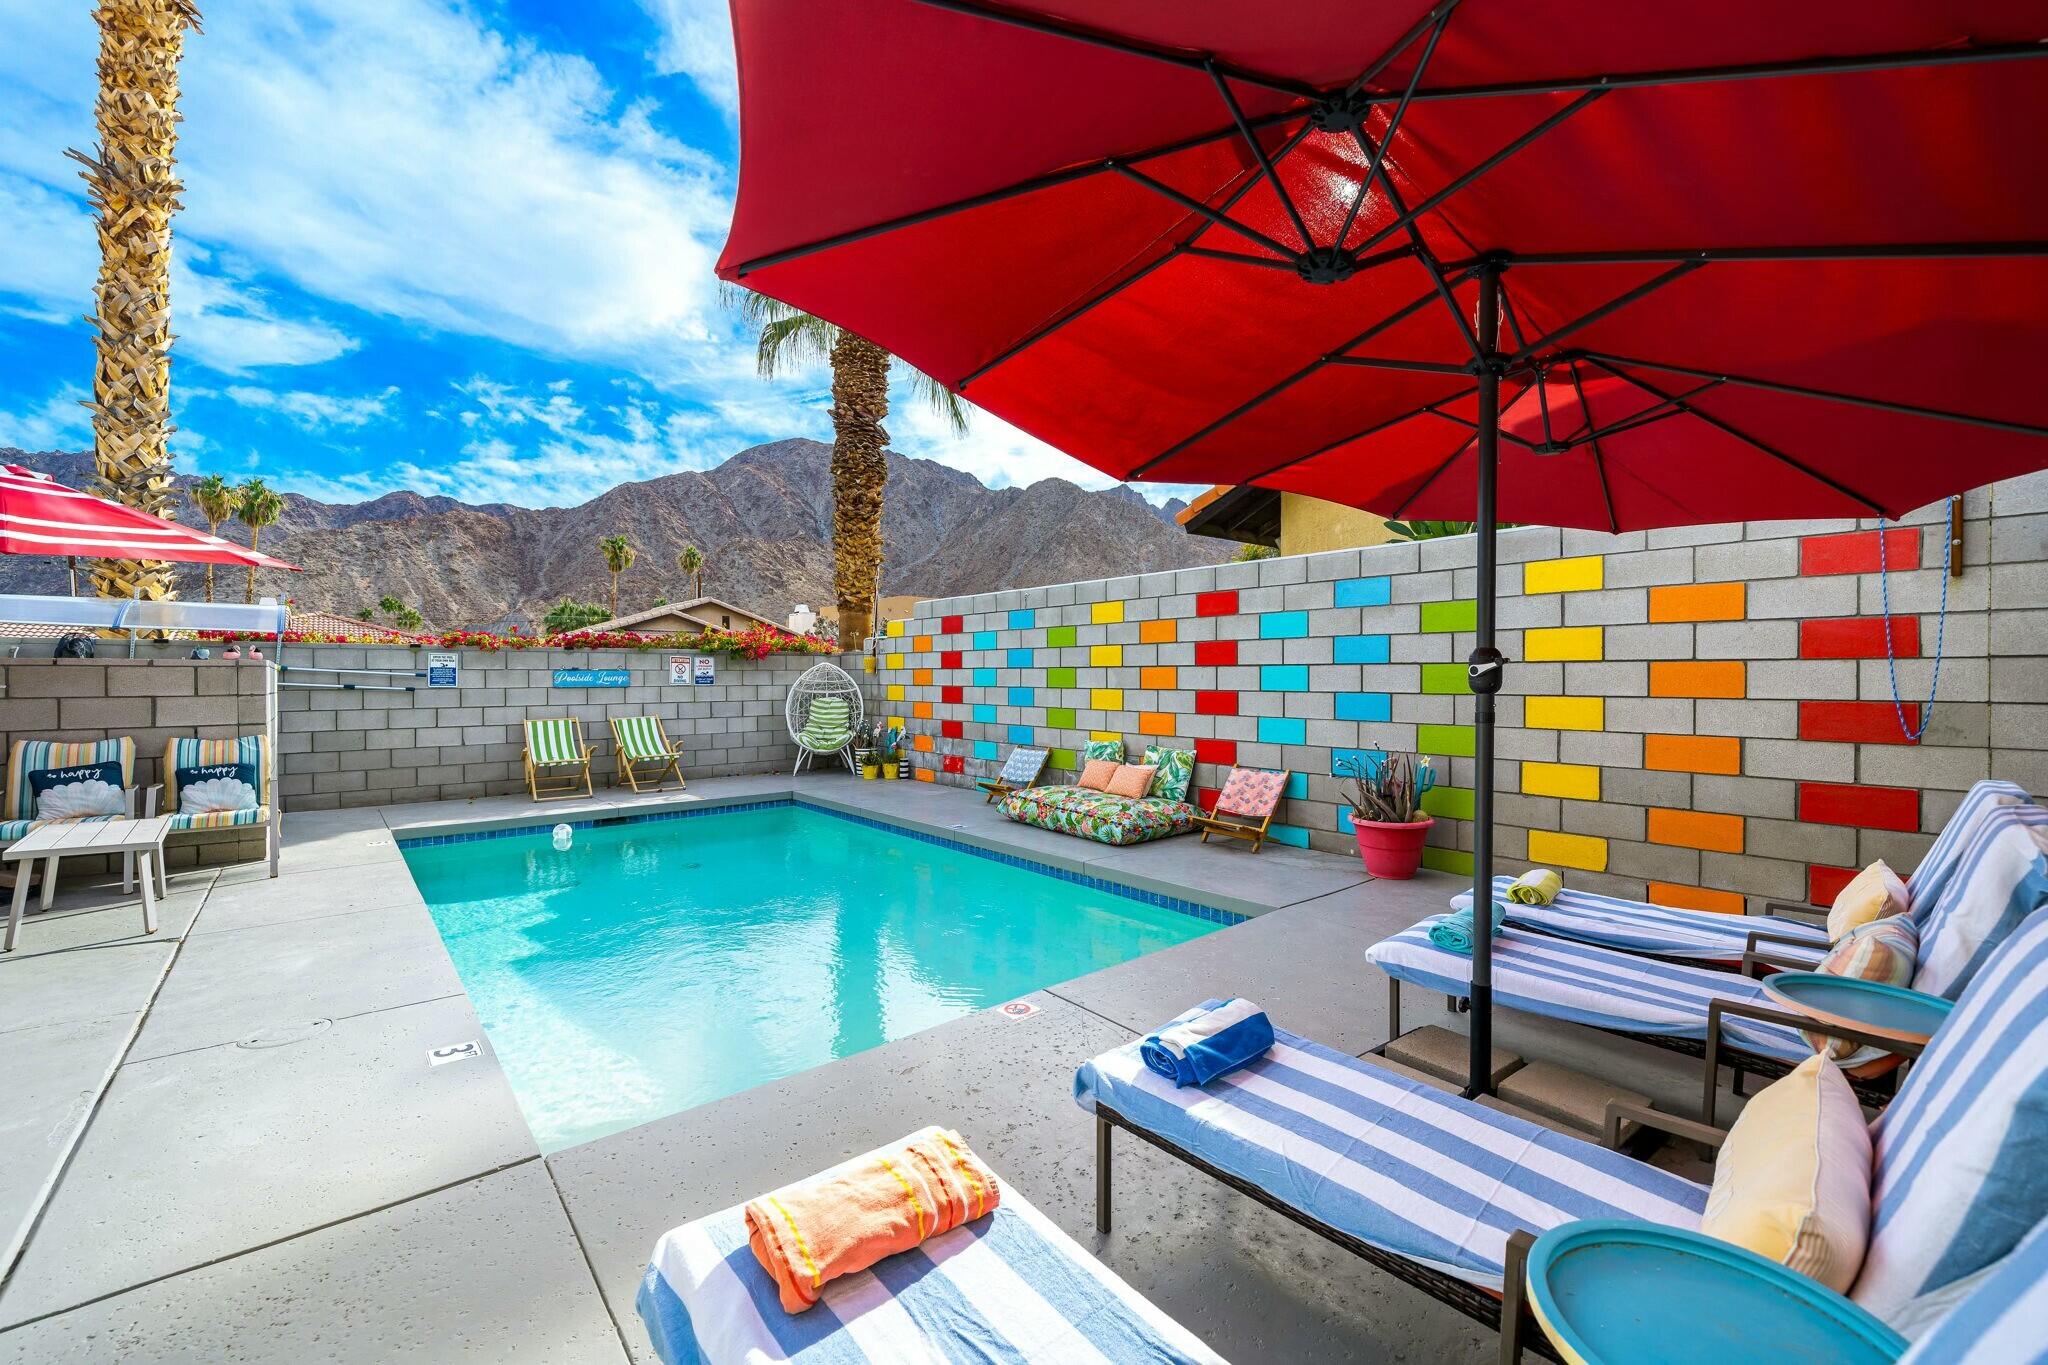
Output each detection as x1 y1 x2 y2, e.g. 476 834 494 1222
634 0 739 115
219 383 398 431
0 384 91 452
174 254 360 373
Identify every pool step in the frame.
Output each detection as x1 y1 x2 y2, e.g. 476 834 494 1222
1383 1024 1523 1091
1355 1052 1462 1094
1379 1026 1648 1147
1498 1060 1651 1146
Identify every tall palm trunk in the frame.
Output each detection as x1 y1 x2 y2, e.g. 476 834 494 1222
244 526 261 602
609 571 619 619
71 0 201 602
829 332 890 644
202 516 218 601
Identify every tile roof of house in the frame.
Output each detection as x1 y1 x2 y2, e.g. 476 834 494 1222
586 596 778 634
288 609 442 643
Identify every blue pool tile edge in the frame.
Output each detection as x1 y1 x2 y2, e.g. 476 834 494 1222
395 798 1248 928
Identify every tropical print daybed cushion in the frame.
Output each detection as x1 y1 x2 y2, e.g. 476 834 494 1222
998 785 1199 846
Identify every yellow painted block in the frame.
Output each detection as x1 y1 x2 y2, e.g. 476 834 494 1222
885 620 904 637
885 684 904 701
1139 619 1176 644
1524 626 1604 662
1089 729 1121 744
887 716 903 730
1090 688 1124 711
1521 761 1601 801
862 656 875 673
1522 555 1604 594
1527 829 1609 873
1091 601 1125 624
885 654 905 670
1524 695 1604 731
1090 643 1123 667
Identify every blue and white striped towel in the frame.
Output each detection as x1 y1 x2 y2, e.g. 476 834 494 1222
1140 998 1273 1087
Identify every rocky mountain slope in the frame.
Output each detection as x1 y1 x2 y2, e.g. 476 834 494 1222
0 441 1227 630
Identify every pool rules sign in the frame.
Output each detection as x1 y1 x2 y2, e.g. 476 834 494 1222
670 654 714 685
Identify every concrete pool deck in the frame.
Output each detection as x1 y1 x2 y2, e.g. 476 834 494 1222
0 774 1738 1362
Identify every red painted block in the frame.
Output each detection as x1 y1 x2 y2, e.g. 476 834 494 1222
941 753 965 774
1196 590 1238 617
1194 639 1237 667
1194 738 1237 767
1197 786 1221 813
1799 700 1919 745
941 685 964 704
941 719 963 739
1195 690 1238 716
1800 527 1920 576
940 650 962 669
940 614 963 633
1808 863 1858 906
1800 616 1920 659
1799 781 1920 831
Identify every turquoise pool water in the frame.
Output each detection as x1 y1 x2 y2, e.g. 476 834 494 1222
401 803 1225 1152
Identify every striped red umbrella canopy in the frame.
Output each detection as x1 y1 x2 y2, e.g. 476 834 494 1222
0 465 296 571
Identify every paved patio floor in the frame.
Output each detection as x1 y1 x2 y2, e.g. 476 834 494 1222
0 773 1737 1362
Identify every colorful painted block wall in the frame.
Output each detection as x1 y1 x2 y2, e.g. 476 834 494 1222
875 474 2046 913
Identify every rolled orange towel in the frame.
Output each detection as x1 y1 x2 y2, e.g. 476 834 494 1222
744 1126 1001 1313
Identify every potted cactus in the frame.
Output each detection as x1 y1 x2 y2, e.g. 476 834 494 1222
1336 749 1437 879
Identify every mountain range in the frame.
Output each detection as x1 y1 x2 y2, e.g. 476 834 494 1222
0 440 1231 631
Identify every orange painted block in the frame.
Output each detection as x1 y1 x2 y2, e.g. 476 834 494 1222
1138 618 1177 644
912 732 934 752
912 701 933 720
1139 711 1176 736
914 765 936 782
1140 666 1177 690
913 668 934 687
1649 582 1746 622
1647 807 1744 854
1643 733 1741 775
913 635 932 652
1648 881 1747 916
1649 660 1746 698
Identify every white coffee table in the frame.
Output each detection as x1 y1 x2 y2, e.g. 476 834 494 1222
4 815 174 952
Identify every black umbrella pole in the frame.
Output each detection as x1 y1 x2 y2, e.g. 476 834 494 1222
1467 263 1505 1098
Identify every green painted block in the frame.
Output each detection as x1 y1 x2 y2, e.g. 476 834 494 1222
1421 785 1476 821
1417 723 1475 757
1419 599 1477 633
1421 663 1471 694
1421 846 1475 876
1046 666 1077 689
1048 747 1077 770
1046 625 1078 648
1046 707 1077 730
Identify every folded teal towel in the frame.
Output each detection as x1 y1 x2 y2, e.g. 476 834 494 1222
1428 904 1506 955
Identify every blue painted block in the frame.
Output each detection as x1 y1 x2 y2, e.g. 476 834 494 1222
1335 692 1393 722
1008 686 1034 707
1008 609 1035 630
1008 724 1034 745
974 740 998 760
1267 825 1310 848
1334 634 1391 663
1331 747 1371 775
973 667 997 687
1337 807 1355 834
973 704 997 723
1260 664 1309 691
973 631 998 650
1335 575 1393 607
1257 716 1306 745
1283 771 1309 799
1259 611 1309 639
1007 648 1034 668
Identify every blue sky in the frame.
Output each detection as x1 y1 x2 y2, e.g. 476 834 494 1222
0 0 1195 508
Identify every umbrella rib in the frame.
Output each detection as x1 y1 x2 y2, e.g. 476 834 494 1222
1582 358 1888 514
1329 356 1476 377
1507 261 1704 365
1579 352 2048 440
1386 179 1483 365
1243 387 1479 486
1111 162 1301 260
1180 246 1297 270
1389 439 1473 520
1572 377 1726 445
1448 241 2048 268
1419 403 1544 452
1567 360 1620 534
1206 60 1314 251
1341 0 1462 99
1334 10 1451 250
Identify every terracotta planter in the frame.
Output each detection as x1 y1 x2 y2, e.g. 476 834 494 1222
1351 815 1435 879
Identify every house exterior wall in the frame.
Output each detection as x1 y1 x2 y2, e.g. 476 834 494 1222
878 474 2048 914
1278 491 1400 557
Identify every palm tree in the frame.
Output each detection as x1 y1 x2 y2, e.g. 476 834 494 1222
731 290 966 643
70 0 203 602
600 533 635 618
190 472 240 602
677 544 704 600
233 476 283 602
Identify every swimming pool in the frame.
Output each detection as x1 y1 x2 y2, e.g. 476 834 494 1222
400 802 1230 1152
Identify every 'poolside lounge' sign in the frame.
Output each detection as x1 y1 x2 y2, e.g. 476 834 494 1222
552 668 631 688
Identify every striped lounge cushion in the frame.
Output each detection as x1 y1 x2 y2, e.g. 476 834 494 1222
636 1179 1223 1365
163 735 268 812
1897 1214 2048 1362
525 720 585 766
6 737 136 822
1075 1006 1707 1287
1905 780 2033 915
615 716 673 759
1451 876 1830 965
1854 907 2048 1333
1910 805 2048 999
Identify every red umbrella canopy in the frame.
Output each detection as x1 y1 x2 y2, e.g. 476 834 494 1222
719 1 2048 527
0 466 297 569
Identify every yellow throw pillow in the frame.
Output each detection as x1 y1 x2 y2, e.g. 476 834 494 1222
1826 860 1909 941
1699 1054 1872 1293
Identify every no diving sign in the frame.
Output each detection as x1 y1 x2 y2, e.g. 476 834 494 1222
998 1000 1039 1019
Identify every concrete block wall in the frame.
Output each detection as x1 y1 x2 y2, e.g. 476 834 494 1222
0 658 275 867
880 472 2048 913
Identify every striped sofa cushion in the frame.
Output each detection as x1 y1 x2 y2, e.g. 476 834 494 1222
1854 907 2048 1331
6 737 135 822
162 735 268 813
1911 805 2048 999
525 719 585 766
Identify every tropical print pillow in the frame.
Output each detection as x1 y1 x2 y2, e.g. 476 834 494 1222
1082 738 1125 765
1142 746 1195 803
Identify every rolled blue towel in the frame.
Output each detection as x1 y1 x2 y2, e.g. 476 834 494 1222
1139 998 1274 1087
1428 903 1507 955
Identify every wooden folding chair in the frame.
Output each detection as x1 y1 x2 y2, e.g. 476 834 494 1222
1196 767 1290 852
524 718 594 801
975 746 1048 803
610 716 687 792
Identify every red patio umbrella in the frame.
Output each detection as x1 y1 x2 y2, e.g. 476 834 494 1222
0 464 296 592
717 2 2048 1093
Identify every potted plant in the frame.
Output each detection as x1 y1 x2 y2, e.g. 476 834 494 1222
873 722 904 779
1336 749 1436 879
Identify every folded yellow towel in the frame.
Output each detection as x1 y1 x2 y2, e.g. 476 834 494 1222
1507 869 1562 905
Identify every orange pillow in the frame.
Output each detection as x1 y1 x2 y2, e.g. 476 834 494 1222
1077 759 1119 791
1105 763 1158 798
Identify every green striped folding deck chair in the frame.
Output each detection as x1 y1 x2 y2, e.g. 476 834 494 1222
609 715 686 793
524 717 593 802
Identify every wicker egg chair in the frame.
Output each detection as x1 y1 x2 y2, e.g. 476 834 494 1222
786 661 864 775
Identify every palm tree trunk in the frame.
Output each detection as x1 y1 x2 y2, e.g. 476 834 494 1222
609 573 619 618
694 570 703 599
73 0 200 603
829 332 890 644
203 518 217 601
245 526 259 602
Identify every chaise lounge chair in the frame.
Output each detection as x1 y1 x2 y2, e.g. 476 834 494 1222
611 715 688 793
1078 904 2048 1360
1194 766 1290 853
975 745 1048 803
1451 780 2030 966
637 1168 1223 1364
524 717 594 802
